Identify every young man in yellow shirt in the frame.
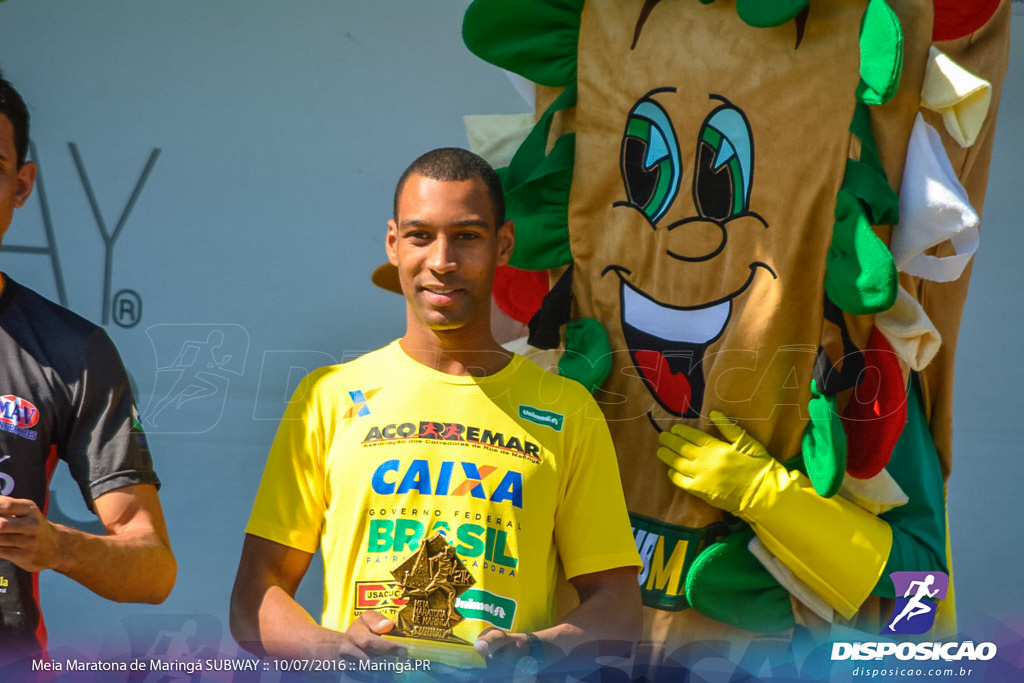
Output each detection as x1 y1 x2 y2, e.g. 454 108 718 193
230 148 641 667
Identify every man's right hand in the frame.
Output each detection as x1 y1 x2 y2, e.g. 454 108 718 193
0 495 65 573
232 534 413 660
339 611 407 660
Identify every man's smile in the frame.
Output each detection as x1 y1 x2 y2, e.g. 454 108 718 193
419 282 466 305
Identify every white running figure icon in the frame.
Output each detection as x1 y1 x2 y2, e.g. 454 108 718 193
889 574 939 630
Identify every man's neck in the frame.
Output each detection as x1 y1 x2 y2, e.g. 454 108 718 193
399 328 512 377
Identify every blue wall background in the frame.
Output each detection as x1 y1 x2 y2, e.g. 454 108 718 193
0 0 1021 662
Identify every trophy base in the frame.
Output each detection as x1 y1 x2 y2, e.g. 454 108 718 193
383 635 487 669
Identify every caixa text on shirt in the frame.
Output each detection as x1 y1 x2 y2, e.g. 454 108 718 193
362 421 542 462
372 459 523 508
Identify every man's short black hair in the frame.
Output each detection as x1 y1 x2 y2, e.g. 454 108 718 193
393 147 505 226
0 68 30 167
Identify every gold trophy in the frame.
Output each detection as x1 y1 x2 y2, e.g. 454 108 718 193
385 532 487 668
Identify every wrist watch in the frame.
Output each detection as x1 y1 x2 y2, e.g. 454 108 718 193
525 632 545 665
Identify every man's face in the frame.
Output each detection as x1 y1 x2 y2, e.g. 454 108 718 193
0 114 35 248
386 174 513 337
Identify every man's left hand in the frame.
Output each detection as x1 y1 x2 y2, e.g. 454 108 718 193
0 495 64 572
474 628 530 666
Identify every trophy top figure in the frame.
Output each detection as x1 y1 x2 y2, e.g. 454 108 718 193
391 532 476 643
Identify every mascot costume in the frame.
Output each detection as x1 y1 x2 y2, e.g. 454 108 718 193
460 0 1010 654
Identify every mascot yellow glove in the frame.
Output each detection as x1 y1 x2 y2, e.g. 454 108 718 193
658 411 893 619
656 412 777 514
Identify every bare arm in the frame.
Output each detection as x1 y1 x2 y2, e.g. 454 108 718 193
475 566 642 662
0 483 175 603
230 533 408 659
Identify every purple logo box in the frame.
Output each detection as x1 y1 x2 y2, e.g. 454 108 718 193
883 571 950 635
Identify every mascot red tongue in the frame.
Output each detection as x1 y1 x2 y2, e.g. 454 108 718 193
635 350 693 416
465 0 1010 651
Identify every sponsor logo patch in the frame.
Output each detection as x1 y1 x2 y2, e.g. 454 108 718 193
518 405 563 432
345 388 381 419
363 421 541 462
0 394 40 440
354 581 408 612
455 589 516 630
631 512 744 611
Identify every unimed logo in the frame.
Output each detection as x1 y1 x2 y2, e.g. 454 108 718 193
518 405 563 432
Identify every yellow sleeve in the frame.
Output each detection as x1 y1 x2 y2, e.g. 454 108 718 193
245 367 332 554
554 390 642 579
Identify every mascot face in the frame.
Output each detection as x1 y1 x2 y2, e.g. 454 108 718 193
569 0 864 463
611 89 776 419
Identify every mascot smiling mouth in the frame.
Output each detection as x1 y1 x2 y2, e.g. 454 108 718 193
606 263 776 418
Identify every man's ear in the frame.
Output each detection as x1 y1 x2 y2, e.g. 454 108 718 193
14 161 36 208
386 219 399 266
496 219 514 267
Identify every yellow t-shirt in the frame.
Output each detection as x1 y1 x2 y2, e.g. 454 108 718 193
246 340 640 640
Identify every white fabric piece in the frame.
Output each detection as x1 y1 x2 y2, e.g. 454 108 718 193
464 113 536 170
838 469 909 516
921 46 992 148
875 286 943 371
504 70 536 109
892 114 980 283
748 536 834 624
502 336 562 374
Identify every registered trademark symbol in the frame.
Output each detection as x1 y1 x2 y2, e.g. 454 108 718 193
113 289 143 328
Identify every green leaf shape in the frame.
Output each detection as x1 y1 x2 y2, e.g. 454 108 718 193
843 158 898 226
685 529 796 633
857 0 903 105
825 189 897 315
800 378 847 498
558 318 612 393
845 102 898 226
736 0 810 28
463 0 583 87
502 140 575 271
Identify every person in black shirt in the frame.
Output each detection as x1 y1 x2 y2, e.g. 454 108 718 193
0 68 176 666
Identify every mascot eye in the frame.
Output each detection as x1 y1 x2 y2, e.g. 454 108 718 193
620 99 681 224
693 105 753 222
